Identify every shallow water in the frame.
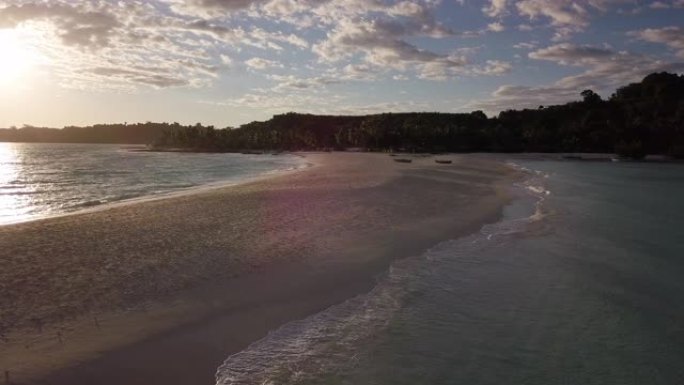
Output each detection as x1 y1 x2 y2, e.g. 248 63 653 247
216 159 684 385
0 142 304 225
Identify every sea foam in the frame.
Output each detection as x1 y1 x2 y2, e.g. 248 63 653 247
215 164 551 385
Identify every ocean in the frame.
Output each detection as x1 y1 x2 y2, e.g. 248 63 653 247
217 158 684 385
0 142 305 225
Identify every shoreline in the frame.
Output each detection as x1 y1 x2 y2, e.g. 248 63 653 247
0 153 311 227
0 153 519 384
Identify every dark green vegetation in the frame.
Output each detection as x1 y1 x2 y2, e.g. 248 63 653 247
2 73 683 158
152 73 684 159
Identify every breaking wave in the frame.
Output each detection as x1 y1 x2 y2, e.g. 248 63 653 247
215 163 551 385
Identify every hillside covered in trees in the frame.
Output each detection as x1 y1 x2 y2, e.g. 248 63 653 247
153 72 684 159
2 72 683 158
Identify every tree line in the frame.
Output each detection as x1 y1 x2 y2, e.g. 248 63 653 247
2 72 683 158
0 122 186 144
153 72 684 159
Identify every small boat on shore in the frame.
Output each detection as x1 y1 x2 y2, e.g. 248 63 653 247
562 155 583 160
435 159 452 164
394 158 413 163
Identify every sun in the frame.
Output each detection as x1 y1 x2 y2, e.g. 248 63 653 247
0 28 40 86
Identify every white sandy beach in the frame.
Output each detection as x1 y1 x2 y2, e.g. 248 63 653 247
0 152 517 385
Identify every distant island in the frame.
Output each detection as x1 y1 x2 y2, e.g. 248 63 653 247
2 72 683 159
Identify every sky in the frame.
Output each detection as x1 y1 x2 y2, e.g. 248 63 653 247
0 0 683 128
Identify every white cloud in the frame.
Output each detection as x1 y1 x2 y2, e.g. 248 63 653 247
650 1 671 8
269 74 341 91
513 41 538 49
211 89 431 117
470 84 578 112
528 43 614 65
167 0 267 18
512 0 627 40
220 54 233 65
245 57 283 70
314 16 453 65
470 43 684 113
529 43 684 90
340 63 381 80
0 1 223 90
483 0 508 18
0 0 314 90
0 2 119 49
648 0 684 8
0 0 526 93
331 100 431 115
417 59 465 80
208 90 345 114
309 3 482 81
487 22 505 32
472 60 512 75
1 0 676 114
630 26 684 58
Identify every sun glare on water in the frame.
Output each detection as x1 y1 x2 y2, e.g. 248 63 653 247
0 28 41 87
0 142 31 224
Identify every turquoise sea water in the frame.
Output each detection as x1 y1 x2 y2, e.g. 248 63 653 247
217 159 684 385
0 142 305 225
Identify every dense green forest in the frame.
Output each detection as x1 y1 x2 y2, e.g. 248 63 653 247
2 72 683 158
152 72 684 159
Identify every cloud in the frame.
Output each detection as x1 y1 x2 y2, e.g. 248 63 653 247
1 0 676 112
469 84 578 112
531 43 684 91
528 43 614 65
630 26 684 58
516 0 616 26
649 1 670 8
648 0 684 9
0 0 312 90
167 0 267 17
2 0 505 91
269 74 341 91
470 43 684 113
487 22 505 32
179 20 307 51
513 41 538 49
488 0 629 40
0 0 524 94
483 0 508 18
340 63 380 80
297 0 463 78
472 60 512 75
331 100 432 115
312 7 468 80
0 3 119 49
0 1 224 90
213 89 430 117
245 57 283 70
208 91 344 114
481 0 631 37
416 58 466 80
220 54 233 65
88 67 190 87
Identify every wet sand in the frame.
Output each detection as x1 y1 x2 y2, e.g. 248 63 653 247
0 153 517 384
